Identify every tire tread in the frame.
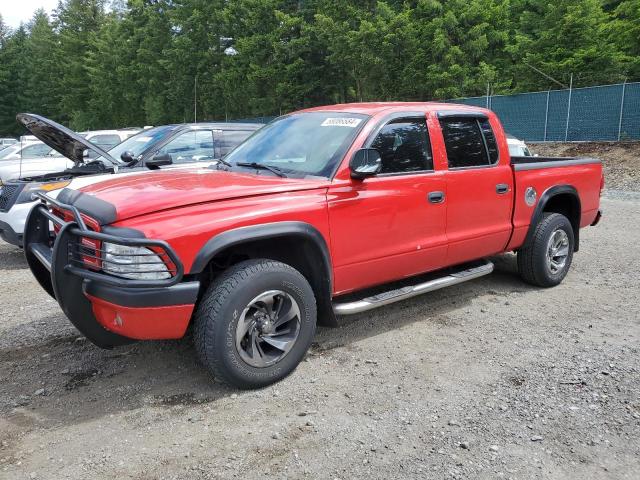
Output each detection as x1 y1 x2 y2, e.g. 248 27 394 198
517 212 573 287
194 259 315 388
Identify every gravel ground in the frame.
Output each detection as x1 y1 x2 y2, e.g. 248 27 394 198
0 193 639 480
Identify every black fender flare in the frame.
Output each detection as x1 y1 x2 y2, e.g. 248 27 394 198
523 184 581 251
190 221 338 327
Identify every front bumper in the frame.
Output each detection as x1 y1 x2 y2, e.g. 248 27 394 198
0 200 36 246
0 218 22 246
24 193 199 347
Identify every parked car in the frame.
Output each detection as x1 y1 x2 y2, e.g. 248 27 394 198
0 141 53 163
0 116 263 246
0 138 18 148
507 134 534 157
21 103 603 389
0 129 143 183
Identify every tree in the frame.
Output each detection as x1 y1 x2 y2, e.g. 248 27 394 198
54 0 108 129
509 0 626 90
23 10 61 119
0 26 29 135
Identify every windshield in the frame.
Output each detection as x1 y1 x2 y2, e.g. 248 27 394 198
225 112 369 178
0 145 21 160
96 126 174 165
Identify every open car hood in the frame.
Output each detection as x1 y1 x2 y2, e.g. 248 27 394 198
16 113 119 166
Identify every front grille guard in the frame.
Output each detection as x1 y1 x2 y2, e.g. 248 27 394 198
32 191 184 288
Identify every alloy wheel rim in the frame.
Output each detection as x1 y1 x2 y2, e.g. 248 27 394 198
546 229 570 274
235 290 301 368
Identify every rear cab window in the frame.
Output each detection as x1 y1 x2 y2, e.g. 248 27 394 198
439 115 500 168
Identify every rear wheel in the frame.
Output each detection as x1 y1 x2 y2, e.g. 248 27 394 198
517 213 574 287
194 259 317 389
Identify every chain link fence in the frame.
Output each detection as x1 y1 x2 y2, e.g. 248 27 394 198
451 82 640 142
229 82 639 142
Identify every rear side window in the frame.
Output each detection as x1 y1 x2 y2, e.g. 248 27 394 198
479 119 499 164
440 116 500 168
370 118 433 174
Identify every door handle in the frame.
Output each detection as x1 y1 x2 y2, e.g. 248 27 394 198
496 184 510 194
428 191 445 204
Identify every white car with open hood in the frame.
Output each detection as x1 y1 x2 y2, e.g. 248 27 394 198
0 114 263 246
0 129 142 183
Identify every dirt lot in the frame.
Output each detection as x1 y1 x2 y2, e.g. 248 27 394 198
1 158 639 479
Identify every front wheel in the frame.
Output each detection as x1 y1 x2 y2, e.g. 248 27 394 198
517 212 575 287
194 259 317 389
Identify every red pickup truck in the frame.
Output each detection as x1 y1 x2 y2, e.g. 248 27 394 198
22 103 603 388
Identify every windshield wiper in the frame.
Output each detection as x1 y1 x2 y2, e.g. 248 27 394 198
236 161 287 178
216 157 232 168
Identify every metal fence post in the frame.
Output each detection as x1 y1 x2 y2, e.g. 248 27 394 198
486 83 490 109
544 90 550 141
617 80 627 141
564 73 573 142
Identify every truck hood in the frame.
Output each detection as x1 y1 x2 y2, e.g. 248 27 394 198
74 167 330 223
16 113 119 166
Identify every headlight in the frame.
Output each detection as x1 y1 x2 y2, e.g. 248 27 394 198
102 242 171 280
16 181 71 204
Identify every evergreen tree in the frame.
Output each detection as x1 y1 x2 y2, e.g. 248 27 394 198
0 0 638 135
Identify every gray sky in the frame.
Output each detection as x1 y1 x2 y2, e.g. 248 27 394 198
1 0 58 28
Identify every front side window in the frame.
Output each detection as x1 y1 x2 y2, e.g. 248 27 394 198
155 130 215 164
370 118 433 174
225 112 369 178
440 118 489 168
98 125 175 166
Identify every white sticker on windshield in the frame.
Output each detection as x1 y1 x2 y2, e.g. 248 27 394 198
321 118 362 128
135 136 153 142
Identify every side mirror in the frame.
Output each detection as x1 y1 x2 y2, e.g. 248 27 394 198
350 148 382 179
146 152 172 169
120 151 138 165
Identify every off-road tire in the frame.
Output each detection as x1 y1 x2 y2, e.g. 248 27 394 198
517 212 575 288
194 259 317 389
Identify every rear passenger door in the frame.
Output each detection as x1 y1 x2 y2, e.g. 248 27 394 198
438 113 513 264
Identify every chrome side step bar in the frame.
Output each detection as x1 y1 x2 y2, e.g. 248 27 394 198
333 260 494 315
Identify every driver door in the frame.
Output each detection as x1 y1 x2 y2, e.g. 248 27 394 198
328 116 448 295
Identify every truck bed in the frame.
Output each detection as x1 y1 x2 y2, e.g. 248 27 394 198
510 155 600 171
506 155 603 252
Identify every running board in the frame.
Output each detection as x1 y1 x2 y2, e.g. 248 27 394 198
333 260 494 315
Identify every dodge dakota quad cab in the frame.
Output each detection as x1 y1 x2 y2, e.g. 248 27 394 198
22 103 604 388
0 116 262 246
